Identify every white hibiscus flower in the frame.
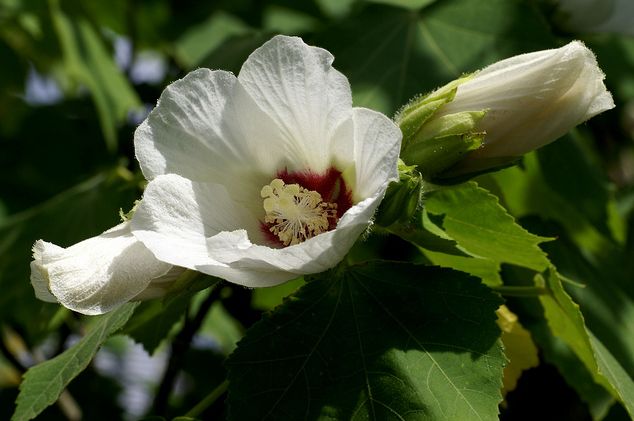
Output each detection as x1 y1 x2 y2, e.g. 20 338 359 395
30 35 402 314
130 35 402 288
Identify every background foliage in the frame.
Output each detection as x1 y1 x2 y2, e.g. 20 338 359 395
1 0 633 420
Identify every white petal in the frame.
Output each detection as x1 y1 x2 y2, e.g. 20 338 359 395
32 222 173 315
130 174 262 270
131 174 386 288
198 193 384 287
30 243 58 303
238 35 354 174
135 69 282 198
350 108 402 201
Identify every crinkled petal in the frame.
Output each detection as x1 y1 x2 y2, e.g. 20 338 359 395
133 183 383 287
130 173 262 270
31 222 174 315
198 193 384 287
134 68 286 212
30 247 58 303
238 35 354 174
351 108 402 201
130 180 387 287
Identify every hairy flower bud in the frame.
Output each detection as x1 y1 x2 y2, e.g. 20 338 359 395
399 41 615 180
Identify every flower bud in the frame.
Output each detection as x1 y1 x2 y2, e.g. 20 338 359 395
374 161 422 227
398 41 615 180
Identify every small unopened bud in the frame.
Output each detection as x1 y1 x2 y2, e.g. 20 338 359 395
375 161 422 227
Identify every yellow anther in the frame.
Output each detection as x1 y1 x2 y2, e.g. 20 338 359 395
261 178 338 246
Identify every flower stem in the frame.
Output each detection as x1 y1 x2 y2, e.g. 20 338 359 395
184 379 229 418
151 283 223 416
491 285 549 297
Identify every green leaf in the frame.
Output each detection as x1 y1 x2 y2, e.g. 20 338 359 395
263 6 320 34
491 148 623 278
49 0 141 152
538 268 601 385
200 302 244 355
524 323 615 420
316 0 555 115
123 295 190 355
589 333 634 419
538 268 634 417
366 0 438 10
531 219 634 378
227 263 505 420
12 303 138 421
173 12 250 69
423 182 551 272
125 275 223 354
422 247 502 286
251 277 306 311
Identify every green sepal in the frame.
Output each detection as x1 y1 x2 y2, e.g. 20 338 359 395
396 74 472 145
414 110 487 141
406 132 485 180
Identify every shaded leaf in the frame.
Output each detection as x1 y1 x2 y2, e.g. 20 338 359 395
317 0 555 114
227 263 504 420
50 0 140 151
538 268 634 418
530 323 615 420
492 148 625 287
123 296 190 355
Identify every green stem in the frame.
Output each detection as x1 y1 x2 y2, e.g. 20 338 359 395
184 379 229 418
491 286 549 297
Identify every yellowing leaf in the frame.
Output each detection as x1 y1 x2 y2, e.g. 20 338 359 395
496 305 539 396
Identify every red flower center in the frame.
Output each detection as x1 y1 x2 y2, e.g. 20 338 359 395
260 168 353 247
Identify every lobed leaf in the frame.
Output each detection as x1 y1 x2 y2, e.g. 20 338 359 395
400 182 551 283
227 263 505 421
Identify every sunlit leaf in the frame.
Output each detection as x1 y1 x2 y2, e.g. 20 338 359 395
423 182 551 272
251 277 305 311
